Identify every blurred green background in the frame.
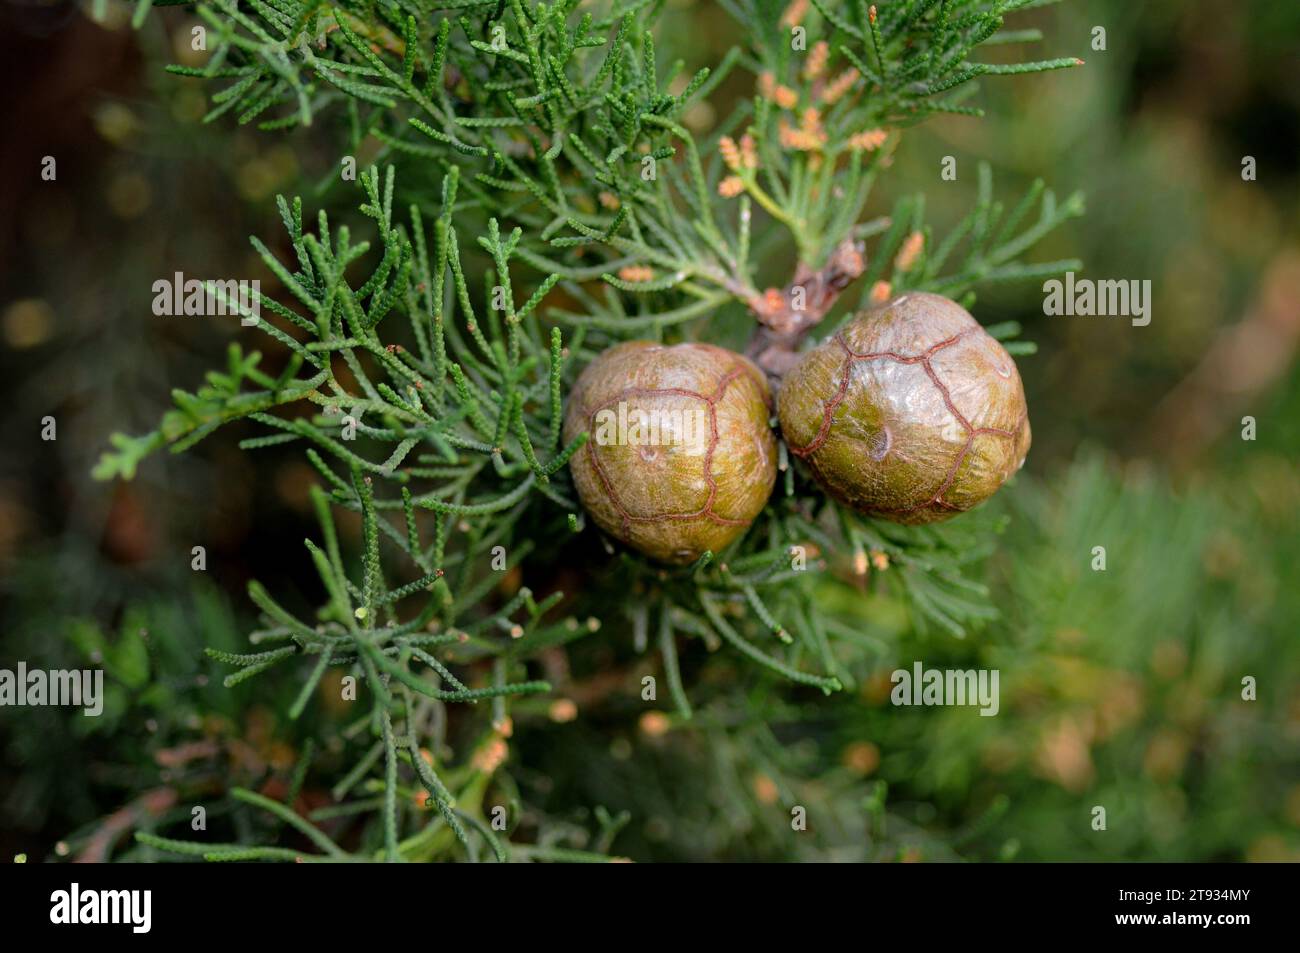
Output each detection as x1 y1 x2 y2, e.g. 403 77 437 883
1 0 1297 861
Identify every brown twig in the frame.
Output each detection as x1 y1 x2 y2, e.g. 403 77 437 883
74 787 178 863
745 237 866 377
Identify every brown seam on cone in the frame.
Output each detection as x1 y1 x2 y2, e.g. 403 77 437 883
788 328 976 458
581 362 756 542
788 327 1022 517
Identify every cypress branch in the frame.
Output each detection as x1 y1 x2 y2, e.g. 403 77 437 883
94 0 1087 862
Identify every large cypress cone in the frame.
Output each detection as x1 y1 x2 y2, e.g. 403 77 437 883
777 292 1030 524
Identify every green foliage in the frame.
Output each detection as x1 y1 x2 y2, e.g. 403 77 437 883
1 571 250 855
853 160 1084 324
504 451 1300 862
141 0 1083 312
92 0 1088 860
869 452 1300 861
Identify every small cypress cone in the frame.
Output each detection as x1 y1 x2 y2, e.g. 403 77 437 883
778 292 1030 524
564 341 777 563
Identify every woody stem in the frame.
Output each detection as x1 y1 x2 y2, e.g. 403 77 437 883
744 237 867 380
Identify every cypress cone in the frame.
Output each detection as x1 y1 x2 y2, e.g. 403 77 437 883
564 341 777 563
778 292 1031 524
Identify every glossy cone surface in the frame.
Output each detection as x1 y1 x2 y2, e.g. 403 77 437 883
564 341 777 563
778 292 1031 523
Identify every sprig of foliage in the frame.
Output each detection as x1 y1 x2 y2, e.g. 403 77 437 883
848 160 1085 321
99 165 608 859
149 0 1080 315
